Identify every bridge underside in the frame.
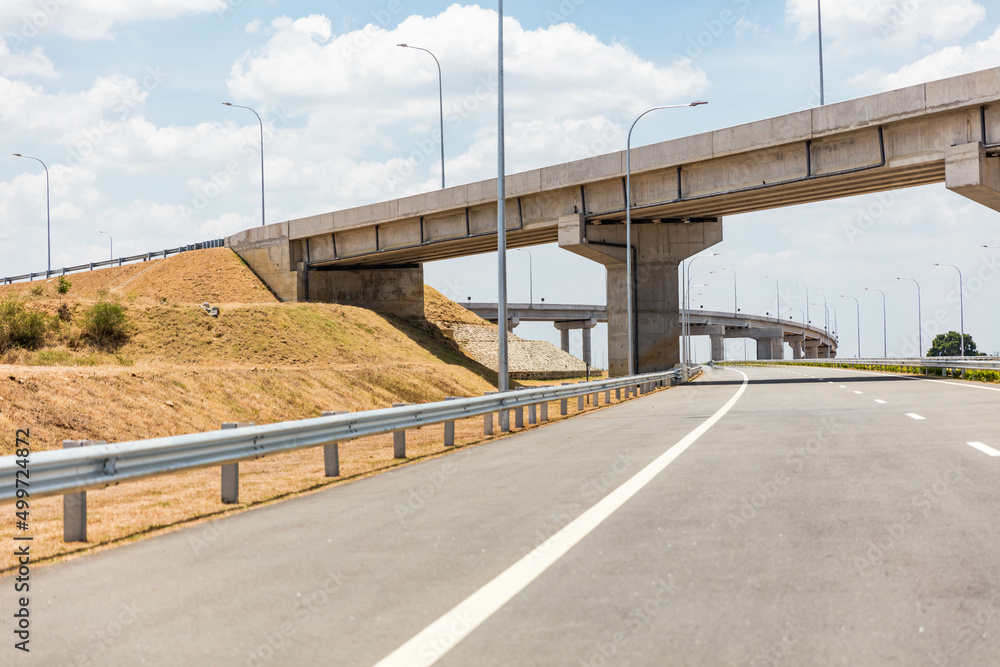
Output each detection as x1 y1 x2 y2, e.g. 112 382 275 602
227 68 1000 376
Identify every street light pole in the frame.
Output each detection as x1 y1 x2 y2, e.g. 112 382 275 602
683 252 718 366
626 101 707 376
99 231 113 261
223 102 266 227
13 154 50 276
896 277 923 357
515 248 533 305
840 294 860 358
497 0 509 398
795 284 810 329
817 0 825 105
721 267 738 313
864 287 887 357
933 263 965 356
397 44 446 189
765 275 780 321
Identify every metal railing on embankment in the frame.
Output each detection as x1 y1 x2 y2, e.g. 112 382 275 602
723 357 1000 380
0 368 693 542
1 239 226 285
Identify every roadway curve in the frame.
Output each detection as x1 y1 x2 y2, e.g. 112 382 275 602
3 365 999 665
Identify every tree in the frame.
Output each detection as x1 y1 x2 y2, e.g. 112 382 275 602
926 331 984 357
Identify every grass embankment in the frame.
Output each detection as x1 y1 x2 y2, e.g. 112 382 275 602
0 250 652 570
726 360 1000 384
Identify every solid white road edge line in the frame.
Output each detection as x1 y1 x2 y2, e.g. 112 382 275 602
374 369 751 667
967 442 1000 457
798 365 1000 393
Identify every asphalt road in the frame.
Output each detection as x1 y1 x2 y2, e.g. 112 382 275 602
3 365 1000 666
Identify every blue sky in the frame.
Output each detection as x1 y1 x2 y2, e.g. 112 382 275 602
2 0 999 363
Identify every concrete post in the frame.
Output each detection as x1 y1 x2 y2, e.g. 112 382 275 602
577 383 585 411
560 329 570 353
321 411 348 476
560 383 570 415
592 389 599 406
605 389 611 404
443 397 458 446
514 390 524 428
484 392 495 435
582 327 592 367
540 387 550 421
62 440 103 543
221 422 252 504
392 403 407 458
528 402 537 425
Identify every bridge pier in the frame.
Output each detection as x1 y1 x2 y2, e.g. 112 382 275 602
755 336 785 361
803 340 821 359
554 318 597 366
558 214 722 376
711 334 725 362
945 142 1000 213
787 335 804 360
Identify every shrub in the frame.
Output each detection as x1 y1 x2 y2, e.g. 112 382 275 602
0 298 48 351
82 301 130 347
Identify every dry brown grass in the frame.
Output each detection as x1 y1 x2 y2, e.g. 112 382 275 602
0 248 664 572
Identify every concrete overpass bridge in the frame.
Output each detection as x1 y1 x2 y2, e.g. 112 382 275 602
462 302 837 364
227 67 1000 376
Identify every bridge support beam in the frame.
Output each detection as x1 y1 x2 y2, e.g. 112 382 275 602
803 340 821 359
946 142 1000 213
554 318 597 366
558 214 722 376
304 265 424 318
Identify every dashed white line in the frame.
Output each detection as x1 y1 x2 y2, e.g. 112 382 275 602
854 391 863 394
906 413 926 420
967 442 1000 457
874 399 887 404
839 385 847 389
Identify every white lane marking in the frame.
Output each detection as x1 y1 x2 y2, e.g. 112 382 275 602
375 370 751 667
854 391 863 394
839 385 847 388
907 413 926 420
967 442 1000 457
874 399 887 404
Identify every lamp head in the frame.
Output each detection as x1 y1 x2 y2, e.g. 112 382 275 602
13 153 21 157
222 102 232 106
690 101 708 106
397 43 407 48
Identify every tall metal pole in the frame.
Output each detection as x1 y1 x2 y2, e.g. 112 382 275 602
13 154 50 276
100 231 113 261
223 103 265 227
514 248 533 305
397 44 445 189
864 287 887 357
817 0 825 105
496 1 509 397
840 295 860 358
934 263 965 356
765 275 780 321
897 277 922 356
684 252 718 366
626 101 707 375
723 267 738 313
796 284 810 328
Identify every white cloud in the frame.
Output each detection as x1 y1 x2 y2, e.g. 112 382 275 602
856 24 1000 89
785 0 986 56
0 0 226 41
0 41 56 78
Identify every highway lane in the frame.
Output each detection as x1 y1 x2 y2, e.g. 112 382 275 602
3 365 999 665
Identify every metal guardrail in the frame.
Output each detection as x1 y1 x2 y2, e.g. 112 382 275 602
1 239 225 285
0 368 691 504
726 357 1000 372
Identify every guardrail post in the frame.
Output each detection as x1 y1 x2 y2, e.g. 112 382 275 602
483 392 495 435
513 389 524 428
321 411 348 476
221 422 253 503
592 388 599 406
577 382 585 411
560 383 570 415
62 440 103 542
393 403 407 458
616 387 621 400
528 401 537 425
444 397 457 446
499 398 510 432
540 387 550 421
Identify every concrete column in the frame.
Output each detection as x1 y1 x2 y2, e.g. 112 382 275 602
755 337 784 361
560 329 570 353
321 411 348 476
803 340 821 359
711 334 725 362
554 318 597 364
558 213 722 376
582 327 592 367
788 336 804 359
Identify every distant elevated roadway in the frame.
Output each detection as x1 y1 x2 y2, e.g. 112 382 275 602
462 302 837 363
